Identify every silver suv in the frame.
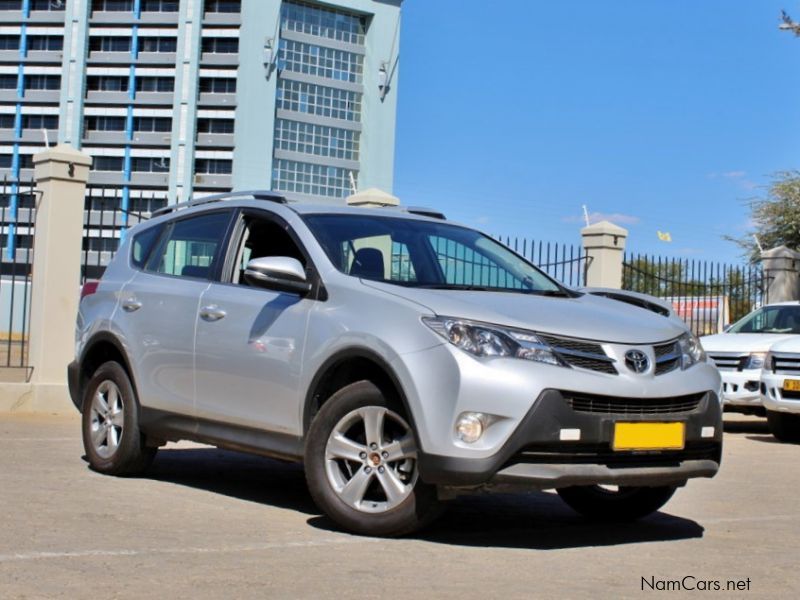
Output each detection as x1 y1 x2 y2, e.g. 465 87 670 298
69 191 722 536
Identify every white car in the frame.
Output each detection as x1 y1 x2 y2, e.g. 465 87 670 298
761 337 800 442
702 302 800 414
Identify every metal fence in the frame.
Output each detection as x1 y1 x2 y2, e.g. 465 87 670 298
623 253 767 336
81 186 165 282
496 236 588 287
0 177 36 377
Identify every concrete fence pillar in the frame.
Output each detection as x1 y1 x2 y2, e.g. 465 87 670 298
581 220 628 289
26 144 92 410
761 245 800 304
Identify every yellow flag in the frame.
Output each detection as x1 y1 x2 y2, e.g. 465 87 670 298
657 231 672 242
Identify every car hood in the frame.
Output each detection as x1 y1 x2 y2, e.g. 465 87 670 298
361 281 687 344
769 336 800 353
701 333 797 354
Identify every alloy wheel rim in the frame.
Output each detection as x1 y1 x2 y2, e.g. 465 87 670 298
89 380 124 459
324 406 418 514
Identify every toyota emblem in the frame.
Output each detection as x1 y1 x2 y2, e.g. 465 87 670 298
625 349 650 374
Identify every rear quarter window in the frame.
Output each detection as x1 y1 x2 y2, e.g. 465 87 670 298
131 224 164 269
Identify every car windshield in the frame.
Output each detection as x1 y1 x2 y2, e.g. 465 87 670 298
303 214 565 294
728 305 800 334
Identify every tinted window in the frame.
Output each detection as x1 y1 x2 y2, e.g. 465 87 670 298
147 212 231 279
729 305 800 334
131 224 163 269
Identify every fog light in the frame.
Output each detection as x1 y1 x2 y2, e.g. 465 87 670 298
455 413 485 443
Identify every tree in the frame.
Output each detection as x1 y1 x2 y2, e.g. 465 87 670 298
726 170 800 260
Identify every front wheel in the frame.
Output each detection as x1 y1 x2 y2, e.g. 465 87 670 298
305 381 442 537
767 410 800 443
81 361 157 476
556 485 676 521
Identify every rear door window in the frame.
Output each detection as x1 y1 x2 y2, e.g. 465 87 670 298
145 211 232 279
131 224 164 269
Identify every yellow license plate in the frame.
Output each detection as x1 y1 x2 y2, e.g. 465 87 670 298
784 379 800 392
613 422 685 451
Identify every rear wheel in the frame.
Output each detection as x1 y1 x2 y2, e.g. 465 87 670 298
557 485 676 520
81 361 156 476
305 381 442 537
767 410 800 443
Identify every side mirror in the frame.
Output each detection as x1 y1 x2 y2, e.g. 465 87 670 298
244 256 312 295
723 324 732 333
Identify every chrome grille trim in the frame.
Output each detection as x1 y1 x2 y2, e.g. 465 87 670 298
538 333 618 375
771 353 800 374
709 352 746 371
654 340 681 375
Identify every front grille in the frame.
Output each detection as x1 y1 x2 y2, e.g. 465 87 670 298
510 442 720 469
654 341 681 375
782 389 800 400
772 353 800 374
709 353 745 371
538 333 618 375
564 392 705 415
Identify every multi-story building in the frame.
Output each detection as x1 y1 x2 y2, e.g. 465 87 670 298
0 0 401 266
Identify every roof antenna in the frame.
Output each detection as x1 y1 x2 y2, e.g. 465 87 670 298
582 204 591 227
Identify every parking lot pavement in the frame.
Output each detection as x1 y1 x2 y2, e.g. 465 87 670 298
0 413 798 600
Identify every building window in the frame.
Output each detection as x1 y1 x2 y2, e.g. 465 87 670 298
204 0 240 14
24 75 60 90
195 158 232 174
138 37 177 53
0 74 17 89
86 75 128 92
279 39 363 84
92 0 134 12
199 77 236 94
135 77 174 93
134 116 171 132
21 114 57 130
27 35 64 51
0 35 20 50
0 1 22 11
17 154 34 169
201 37 239 54
282 1 366 46
91 156 124 171
197 118 234 134
274 119 359 161
30 0 65 9
0 115 14 129
272 159 353 199
89 36 132 53
84 116 126 131
131 157 169 172
141 0 179 12
0 154 11 168
276 79 360 122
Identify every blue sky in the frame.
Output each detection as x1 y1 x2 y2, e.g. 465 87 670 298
392 0 800 263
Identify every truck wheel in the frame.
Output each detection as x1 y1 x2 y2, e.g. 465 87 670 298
81 361 157 476
305 381 442 537
766 410 800 443
557 485 676 520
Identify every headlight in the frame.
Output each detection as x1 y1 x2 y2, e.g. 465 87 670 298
422 316 565 366
678 332 706 370
742 352 768 370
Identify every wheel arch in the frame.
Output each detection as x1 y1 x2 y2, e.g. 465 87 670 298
302 348 416 436
77 332 138 412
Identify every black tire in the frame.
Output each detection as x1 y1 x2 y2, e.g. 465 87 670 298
305 380 442 537
81 361 157 476
557 485 676 521
767 410 800 443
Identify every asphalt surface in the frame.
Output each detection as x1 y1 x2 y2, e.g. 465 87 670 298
0 412 797 599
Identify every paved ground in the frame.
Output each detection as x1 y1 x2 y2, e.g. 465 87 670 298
0 413 797 600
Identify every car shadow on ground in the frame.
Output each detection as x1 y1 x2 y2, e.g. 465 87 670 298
723 418 769 435
141 447 318 516
131 447 704 550
308 492 704 550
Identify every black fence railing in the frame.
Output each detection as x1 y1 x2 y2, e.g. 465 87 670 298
623 253 767 336
82 186 166 282
0 176 36 376
496 236 588 287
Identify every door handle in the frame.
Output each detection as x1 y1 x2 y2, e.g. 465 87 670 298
121 299 142 312
199 305 226 322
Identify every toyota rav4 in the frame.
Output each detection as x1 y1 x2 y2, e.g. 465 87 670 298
69 191 722 536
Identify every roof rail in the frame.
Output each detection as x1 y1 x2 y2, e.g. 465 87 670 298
404 206 446 220
151 190 287 217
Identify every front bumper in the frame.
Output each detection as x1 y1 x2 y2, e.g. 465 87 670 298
417 388 722 488
719 369 763 407
761 372 800 414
